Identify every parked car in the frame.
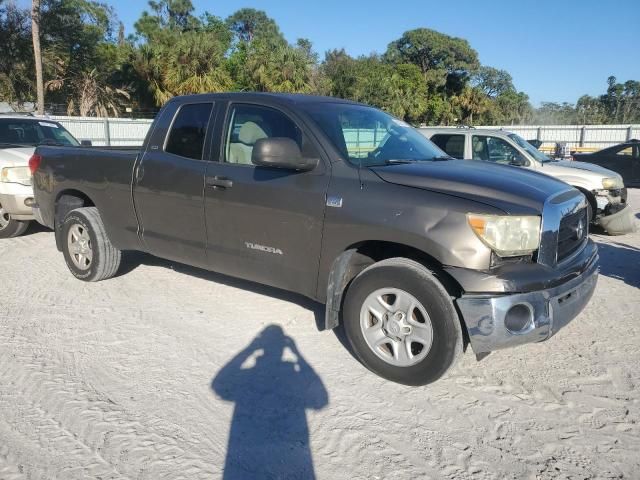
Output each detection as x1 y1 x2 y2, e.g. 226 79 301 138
422 127 635 235
0 114 83 238
31 93 598 386
572 140 640 188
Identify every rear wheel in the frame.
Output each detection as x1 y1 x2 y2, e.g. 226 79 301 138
61 207 121 282
0 202 29 239
342 258 463 386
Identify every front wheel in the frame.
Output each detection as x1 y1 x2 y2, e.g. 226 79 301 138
61 207 121 282
0 202 29 239
342 258 463 386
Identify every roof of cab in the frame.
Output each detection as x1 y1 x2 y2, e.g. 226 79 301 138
420 126 513 136
169 92 364 107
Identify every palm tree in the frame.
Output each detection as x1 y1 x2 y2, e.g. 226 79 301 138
31 0 44 114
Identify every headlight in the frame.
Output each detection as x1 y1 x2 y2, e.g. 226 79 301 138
467 214 541 257
602 177 623 189
0 166 32 186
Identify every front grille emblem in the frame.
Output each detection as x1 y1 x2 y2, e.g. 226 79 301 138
574 218 585 241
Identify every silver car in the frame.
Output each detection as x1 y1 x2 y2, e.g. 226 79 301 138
0 114 82 238
421 127 635 235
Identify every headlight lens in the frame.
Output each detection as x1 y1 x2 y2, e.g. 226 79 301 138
467 214 541 257
0 166 32 186
602 177 623 189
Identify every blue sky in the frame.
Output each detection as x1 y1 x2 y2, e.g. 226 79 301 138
22 0 640 106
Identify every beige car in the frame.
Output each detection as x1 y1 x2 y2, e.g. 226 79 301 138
0 114 82 238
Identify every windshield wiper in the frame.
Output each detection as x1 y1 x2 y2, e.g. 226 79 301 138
432 155 454 161
383 159 418 165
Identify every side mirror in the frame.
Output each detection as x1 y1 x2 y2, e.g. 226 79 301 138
252 137 317 171
509 154 527 167
80 140 92 146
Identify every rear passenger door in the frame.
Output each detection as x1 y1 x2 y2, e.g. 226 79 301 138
134 101 214 265
204 102 330 297
430 133 466 159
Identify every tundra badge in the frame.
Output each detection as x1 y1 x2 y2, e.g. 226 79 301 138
245 242 283 255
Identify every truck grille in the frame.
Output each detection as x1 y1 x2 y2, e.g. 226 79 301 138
557 207 588 263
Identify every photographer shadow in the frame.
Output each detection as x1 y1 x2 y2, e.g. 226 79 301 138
212 325 328 480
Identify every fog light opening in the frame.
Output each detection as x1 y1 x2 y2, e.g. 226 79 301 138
24 197 35 207
505 303 534 334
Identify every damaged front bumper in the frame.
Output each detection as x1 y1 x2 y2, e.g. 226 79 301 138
453 243 599 356
594 188 635 234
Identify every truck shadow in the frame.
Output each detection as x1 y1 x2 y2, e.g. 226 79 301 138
594 241 640 288
22 222 49 236
211 325 328 479
118 252 327 330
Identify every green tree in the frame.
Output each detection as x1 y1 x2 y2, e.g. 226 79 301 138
240 40 313 93
384 28 479 95
133 1 231 106
0 1 34 106
225 8 284 46
452 87 489 124
471 66 514 97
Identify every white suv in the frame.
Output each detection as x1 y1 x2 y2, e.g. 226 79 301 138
0 114 82 238
421 127 635 235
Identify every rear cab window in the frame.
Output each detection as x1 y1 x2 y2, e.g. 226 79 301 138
430 134 465 159
165 103 214 160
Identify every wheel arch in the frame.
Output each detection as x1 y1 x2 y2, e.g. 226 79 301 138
323 240 464 331
53 189 97 251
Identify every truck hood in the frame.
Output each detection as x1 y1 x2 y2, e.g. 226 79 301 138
0 147 35 168
537 160 621 188
543 160 618 177
370 160 573 215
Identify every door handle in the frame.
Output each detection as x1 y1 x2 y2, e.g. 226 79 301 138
135 164 144 182
206 176 233 189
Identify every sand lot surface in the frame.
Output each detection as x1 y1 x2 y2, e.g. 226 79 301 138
1 190 639 480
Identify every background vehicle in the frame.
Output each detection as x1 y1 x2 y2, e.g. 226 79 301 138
572 139 640 187
0 114 82 238
422 127 635 235
32 93 598 386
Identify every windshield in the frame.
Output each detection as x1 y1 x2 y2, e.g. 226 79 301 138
508 133 552 163
0 119 80 148
302 103 448 166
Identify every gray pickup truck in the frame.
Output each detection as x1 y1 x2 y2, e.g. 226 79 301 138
31 93 599 386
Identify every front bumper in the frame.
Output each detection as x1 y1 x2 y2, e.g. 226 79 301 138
596 204 636 235
456 250 599 355
0 186 35 220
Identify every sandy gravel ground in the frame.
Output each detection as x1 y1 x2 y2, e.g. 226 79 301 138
1 191 639 480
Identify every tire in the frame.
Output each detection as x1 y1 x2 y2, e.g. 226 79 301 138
60 207 121 282
0 202 29 238
342 258 463 386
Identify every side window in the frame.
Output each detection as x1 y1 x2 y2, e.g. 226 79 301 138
165 103 213 160
431 134 465 159
472 135 524 164
224 104 318 165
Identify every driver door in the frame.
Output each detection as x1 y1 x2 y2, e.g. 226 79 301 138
471 135 527 166
204 102 330 297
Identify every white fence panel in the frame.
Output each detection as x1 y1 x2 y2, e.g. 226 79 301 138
51 116 154 146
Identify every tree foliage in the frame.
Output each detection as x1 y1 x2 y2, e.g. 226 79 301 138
1 1 639 124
